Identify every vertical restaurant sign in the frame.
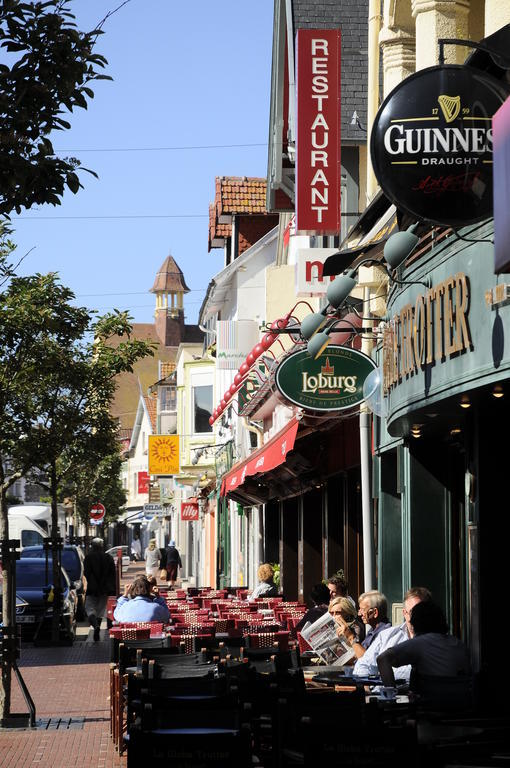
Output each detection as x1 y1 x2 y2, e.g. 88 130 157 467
181 499 199 521
137 471 149 494
148 435 179 475
370 65 509 227
296 29 341 235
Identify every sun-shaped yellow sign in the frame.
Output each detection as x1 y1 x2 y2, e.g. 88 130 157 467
148 435 179 475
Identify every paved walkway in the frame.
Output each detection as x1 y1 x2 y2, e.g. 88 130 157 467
0 561 149 767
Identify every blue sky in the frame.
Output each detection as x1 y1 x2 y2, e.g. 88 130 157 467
8 0 274 325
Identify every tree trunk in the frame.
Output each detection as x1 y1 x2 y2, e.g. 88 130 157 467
50 461 61 643
0 476 12 721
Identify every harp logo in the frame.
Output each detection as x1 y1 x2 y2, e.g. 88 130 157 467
438 94 461 123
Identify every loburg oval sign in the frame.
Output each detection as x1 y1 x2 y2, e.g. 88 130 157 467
275 345 377 412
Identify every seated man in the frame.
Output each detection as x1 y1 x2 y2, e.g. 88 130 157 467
349 586 432 680
377 601 471 695
335 590 391 659
113 575 170 623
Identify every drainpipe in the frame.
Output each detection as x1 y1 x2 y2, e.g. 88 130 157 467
366 0 382 203
360 286 376 590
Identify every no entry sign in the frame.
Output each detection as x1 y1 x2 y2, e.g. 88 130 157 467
90 502 106 525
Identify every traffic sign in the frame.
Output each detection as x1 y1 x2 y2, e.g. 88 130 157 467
90 503 105 524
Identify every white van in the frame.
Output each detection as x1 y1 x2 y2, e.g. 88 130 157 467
8 503 65 549
7 513 48 549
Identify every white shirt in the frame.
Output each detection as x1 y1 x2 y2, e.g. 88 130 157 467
130 539 141 556
353 621 412 681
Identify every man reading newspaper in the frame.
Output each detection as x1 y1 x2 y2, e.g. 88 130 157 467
300 610 356 665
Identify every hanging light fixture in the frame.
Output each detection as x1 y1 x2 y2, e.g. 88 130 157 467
492 384 504 399
459 394 471 409
383 224 420 269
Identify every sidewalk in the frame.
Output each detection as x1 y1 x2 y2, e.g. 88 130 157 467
0 561 147 767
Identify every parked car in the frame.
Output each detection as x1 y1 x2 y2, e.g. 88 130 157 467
20 544 86 620
105 546 130 567
14 558 78 645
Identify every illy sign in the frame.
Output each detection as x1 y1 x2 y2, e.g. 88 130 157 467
296 29 341 235
181 500 199 522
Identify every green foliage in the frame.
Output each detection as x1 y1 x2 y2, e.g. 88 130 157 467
271 562 281 587
0 1 112 215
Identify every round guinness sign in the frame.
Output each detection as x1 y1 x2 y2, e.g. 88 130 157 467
371 65 509 227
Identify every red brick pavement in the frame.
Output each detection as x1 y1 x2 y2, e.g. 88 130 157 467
0 562 148 767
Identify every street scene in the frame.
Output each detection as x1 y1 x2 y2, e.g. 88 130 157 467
1 0 510 766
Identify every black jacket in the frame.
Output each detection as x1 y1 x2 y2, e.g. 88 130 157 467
160 545 182 569
83 550 116 596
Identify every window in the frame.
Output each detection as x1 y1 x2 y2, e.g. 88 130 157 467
193 385 213 434
160 386 176 412
21 530 44 548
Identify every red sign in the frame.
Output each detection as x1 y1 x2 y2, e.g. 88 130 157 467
181 500 199 521
90 502 105 522
296 29 341 235
137 471 149 494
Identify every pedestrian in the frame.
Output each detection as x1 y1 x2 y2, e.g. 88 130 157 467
83 538 116 641
130 533 142 562
160 539 182 589
144 538 161 579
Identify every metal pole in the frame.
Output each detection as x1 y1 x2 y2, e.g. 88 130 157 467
360 286 376 590
360 410 375 590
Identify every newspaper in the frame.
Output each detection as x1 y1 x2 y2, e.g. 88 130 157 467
300 611 356 666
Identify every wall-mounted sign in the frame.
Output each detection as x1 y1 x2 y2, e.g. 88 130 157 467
275 346 377 411
493 94 510 273
148 435 179 475
296 248 337 296
137 471 149 494
181 499 199 521
296 29 341 235
143 503 164 520
217 320 260 370
371 65 509 227
382 272 472 393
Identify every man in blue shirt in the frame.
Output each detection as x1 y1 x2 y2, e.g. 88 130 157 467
113 575 170 623
351 586 432 680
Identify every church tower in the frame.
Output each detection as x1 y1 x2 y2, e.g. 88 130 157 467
150 254 190 347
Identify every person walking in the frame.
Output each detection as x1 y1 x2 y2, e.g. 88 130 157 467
160 539 182 588
130 533 142 562
144 538 161 579
83 538 116 641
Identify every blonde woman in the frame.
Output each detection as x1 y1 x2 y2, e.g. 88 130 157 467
248 563 278 601
144 538 161 579
329 596 365 644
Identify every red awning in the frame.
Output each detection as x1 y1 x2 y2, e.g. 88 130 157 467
220 417 300 497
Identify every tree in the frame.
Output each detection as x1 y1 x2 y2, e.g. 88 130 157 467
0 0 111 216
0 270 154 717
63 451 127 528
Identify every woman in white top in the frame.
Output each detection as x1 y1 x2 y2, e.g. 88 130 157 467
144 538 161 578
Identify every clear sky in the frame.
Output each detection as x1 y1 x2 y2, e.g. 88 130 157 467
8 0 274 325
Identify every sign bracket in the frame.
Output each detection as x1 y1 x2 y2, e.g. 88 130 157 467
437 37 510 68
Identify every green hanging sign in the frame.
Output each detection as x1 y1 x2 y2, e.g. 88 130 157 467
275 345 377 412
